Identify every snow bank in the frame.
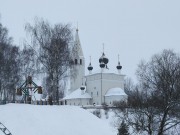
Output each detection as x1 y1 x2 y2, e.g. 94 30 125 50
0 104 114 135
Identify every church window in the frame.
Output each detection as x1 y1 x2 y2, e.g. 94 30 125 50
97 91 98 96
80 59 82 65
75 59 78 64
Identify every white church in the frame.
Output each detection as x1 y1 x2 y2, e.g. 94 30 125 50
62 29 128 106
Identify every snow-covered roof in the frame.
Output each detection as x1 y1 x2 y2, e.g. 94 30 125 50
105 87 127 97
86 68 117 76
92 68 113 74
63 88 92 100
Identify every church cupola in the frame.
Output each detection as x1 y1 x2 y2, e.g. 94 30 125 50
87 56 93 74
116 55 122 74
88 63 93 71
99 44 109 69
80 85 85 95
99 53 109 65
80 85 85 90
69 28 85 93
80 78 85 95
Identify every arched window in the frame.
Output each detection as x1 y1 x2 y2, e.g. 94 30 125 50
80 59 82 65
75 59 78 64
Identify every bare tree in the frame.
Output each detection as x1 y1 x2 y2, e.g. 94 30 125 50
125 86 160 135
19 45 39 78
0 21 21 102
124 77 135 96
136 49 180 135
25 18 73 103
114 50 180 135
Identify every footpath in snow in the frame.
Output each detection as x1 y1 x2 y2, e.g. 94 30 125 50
0 104 115 135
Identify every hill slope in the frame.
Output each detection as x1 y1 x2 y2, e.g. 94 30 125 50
0 104 114 135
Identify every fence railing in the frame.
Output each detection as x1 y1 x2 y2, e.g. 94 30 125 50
0 100 119 109
0 100 63 105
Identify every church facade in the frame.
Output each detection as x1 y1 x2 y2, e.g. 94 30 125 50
63 29 127 106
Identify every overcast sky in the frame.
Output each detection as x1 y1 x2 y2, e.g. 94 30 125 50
1 0 180 82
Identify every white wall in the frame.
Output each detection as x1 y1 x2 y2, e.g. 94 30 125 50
70 57 85 93
86 73 125 105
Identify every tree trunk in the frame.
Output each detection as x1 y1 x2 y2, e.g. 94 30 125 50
158 108 169 135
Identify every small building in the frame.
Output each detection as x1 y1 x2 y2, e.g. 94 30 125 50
63 88 92 106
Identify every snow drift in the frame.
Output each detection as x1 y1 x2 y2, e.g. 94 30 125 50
0 104 114 135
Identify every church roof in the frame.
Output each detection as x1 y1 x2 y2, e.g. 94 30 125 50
63 88 92 100
72 29 84 58
86 68 125 76
105 87 127 97
92 68 112 74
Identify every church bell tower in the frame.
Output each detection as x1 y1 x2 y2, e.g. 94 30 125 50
69 28 85 93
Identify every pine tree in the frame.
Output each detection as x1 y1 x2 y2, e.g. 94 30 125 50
118 120 129 135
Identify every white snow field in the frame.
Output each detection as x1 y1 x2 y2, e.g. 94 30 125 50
0 104 115 135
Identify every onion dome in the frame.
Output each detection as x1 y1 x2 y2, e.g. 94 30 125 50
80 85 85 90
80 77 85 90
99 53 109 64
87 63 93 71
100 61 105 68
117 55 122 70
116 62 122 70
103 55 109 64
99 53 104 63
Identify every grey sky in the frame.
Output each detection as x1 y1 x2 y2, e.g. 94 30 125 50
1 0 180 82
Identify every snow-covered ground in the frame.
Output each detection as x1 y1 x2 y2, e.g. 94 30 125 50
87 108 180 135
0 104 115 135
87 109 118 132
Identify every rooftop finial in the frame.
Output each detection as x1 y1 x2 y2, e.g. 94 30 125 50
76 22 79 32
82 77 83 85
99 43 109 66
80 77 85 91
88 56 93 72
117 54 122 72
103 43 104 53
